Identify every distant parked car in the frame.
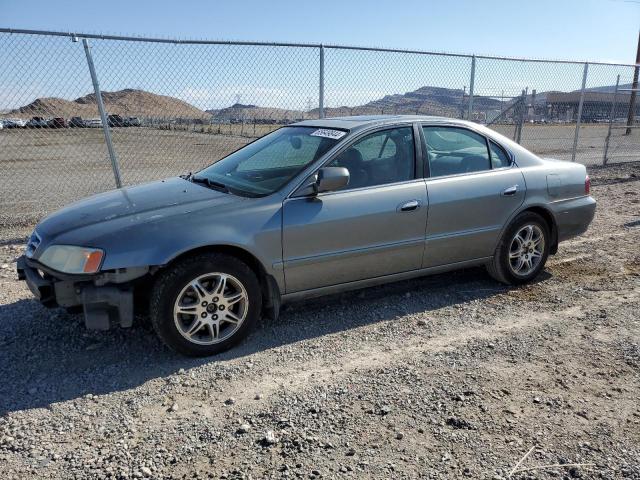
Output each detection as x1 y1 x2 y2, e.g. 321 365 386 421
2 118 27 128
107 114 125 127
26 116 49 128
69 116 86 128
48 117 68 128
125 116 141 127
85 118 103 128
17 115 596 357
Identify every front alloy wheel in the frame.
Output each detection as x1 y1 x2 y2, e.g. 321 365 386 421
150 253 261 356
174 273 249 345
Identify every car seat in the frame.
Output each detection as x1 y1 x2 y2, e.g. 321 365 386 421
391 135 413 181
335 148 368 188
460 155 489 173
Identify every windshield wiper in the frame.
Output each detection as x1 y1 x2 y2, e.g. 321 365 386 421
188 173 266 198
191 176 229 193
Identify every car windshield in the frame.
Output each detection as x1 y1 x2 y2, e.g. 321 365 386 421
193 126 344 197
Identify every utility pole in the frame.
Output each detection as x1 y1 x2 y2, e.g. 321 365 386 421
625 30 640 135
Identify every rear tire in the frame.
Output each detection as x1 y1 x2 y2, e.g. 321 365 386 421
150 253 261 357
487 212 550 285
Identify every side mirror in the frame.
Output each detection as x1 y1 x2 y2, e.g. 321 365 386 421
292 167 350 197
293 173 319 197
316 167 350 193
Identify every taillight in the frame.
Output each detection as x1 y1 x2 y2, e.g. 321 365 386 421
585 175 591 195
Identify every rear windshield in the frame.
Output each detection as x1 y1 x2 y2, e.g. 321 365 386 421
195 126 343 196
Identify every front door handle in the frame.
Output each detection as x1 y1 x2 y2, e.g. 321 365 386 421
399 199 421 212
502 185 519 196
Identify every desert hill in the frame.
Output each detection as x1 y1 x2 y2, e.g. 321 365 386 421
310 86 505 118
207 103 310 122
4 89 208 119
6 82 624 123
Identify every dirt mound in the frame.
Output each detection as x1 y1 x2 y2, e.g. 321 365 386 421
209 103 309 122
5 89 208 119
9 97 96 118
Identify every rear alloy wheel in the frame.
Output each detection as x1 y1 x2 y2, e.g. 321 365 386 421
507 224 545 278
487 212 550 285
150 253 261 356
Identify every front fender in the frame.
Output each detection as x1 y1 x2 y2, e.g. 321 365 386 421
48 197 284 285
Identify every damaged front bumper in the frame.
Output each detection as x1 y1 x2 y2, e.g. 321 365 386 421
17 256 148 330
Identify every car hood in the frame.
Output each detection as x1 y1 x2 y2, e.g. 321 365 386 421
36 177 242 239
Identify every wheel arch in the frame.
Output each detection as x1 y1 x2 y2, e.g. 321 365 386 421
487 204 557 285
157 244 281 320
515 205 558 254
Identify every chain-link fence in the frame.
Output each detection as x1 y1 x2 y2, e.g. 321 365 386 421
1 28 639 234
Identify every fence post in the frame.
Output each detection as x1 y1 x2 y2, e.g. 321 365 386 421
515 89 527 144
625 31 640 135
603 74 620 165
571 62 589 162
467 55 476 121
318 44 325 119
512 91 520 141
82 38 122 188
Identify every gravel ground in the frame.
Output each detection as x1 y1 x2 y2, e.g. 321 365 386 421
0 162 639 479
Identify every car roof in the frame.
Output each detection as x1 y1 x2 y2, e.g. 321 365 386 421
293 114 546 169
292 114 473 132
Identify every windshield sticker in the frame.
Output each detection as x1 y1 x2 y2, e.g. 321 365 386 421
310 128 346 139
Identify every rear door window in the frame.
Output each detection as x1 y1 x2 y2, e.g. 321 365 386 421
488 140 511 169
423 126 491 177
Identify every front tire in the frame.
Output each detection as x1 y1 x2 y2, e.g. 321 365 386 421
487 212 550 285
150 253 262 356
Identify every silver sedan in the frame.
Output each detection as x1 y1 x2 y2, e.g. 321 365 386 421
18 115 595 356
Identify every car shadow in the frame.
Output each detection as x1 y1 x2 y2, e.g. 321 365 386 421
0 267 550 414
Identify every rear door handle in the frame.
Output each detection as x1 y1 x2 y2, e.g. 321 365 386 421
502 185 519 196
399 199 421 212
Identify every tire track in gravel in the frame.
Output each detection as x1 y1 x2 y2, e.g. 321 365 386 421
144 280 639 428
154 222 639 420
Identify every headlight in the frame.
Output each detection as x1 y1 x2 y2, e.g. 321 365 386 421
38 245 104 274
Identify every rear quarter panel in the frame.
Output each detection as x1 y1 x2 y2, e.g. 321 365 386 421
518 159 594 242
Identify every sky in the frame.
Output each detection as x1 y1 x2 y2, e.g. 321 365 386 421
1 0 639 111
3 0 639 63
